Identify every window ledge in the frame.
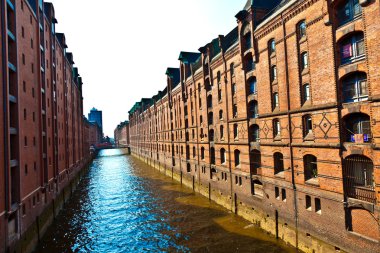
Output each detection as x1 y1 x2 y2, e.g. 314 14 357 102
274 135 281 141
275 171 285 178
305 178 319 187
271 80 278 85
299 37 307 44
339 56 365 68
301 68 309 76
303 133 315 141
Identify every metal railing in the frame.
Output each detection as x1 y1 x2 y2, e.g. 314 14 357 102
343 156 376 203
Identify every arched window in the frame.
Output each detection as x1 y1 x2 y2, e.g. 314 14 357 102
193 146 196 158
269 39 276 55
273 119 280 137
302 83 310 104
337 0 362 26
233 124 239 139
343 113 371 143
232 83 237 96
248 77 257 95
343 155 374 203
220 125 224 139
250 150 261 175
234 150 240 167
250 124 259 142
200 128 204 138
301 52 308 70
298 21 307 38
342 72 367 103
274 152 284 175
304 155 318 181
207 95 212 108
249 101 258 118
201 147 205 160
218 89 222 101
271 66 277 82
208 112 213 125
273 93 279 109
339 32 364 65
220 148 226 164
217 71 221 84
219 110 223 120
209 129 214 142
210 147 215 165
230 63 235 77
200 115 203 124
303 115 313 137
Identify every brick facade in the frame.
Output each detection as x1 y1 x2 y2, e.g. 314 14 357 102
114 121 130 148
0 1 92 252
128 1 380 252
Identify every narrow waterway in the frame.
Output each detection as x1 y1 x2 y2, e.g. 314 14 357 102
36 149 296 253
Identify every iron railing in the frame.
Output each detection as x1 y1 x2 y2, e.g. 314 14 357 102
343 156 376 203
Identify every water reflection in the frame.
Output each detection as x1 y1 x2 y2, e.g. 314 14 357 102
36 149 295 253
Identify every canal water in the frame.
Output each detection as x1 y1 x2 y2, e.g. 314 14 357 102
36 149 296 253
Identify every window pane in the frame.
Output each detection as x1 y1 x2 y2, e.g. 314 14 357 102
353 1 362 16
359 80 368 96
356 39 365 56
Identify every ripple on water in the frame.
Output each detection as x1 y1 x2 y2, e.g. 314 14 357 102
36 149 296 253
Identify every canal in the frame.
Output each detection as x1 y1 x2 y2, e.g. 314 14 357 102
36 149 296 253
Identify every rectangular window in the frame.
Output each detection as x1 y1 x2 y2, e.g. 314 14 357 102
306 195 312 210
282 189 286 202
275 187 280 199
315 198 321 214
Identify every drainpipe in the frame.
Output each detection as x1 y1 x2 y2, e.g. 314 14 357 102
190 64 201 192
281 13 299 248
2 4 10 253
217 36 234 212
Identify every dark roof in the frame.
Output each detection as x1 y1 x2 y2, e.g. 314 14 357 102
56 33 68 48
210 38 221 59
260 0 290 21
244 0 283 10
191 55 202 73
44 3 58 24
178 52 201 64
165 68 180 88
66 52 75 64
223 27 239 51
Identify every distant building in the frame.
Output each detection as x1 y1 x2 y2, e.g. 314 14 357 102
114 121 130 148
88 108 103 135
88 121 102 147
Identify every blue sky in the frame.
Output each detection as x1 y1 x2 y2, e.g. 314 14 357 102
49 0 247 136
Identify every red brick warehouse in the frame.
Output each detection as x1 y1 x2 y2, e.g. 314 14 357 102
0 0 93 252
128 0 380 252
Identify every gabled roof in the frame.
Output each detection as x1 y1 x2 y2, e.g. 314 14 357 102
178 52 201 64
56 33 68 48
165 68 180 88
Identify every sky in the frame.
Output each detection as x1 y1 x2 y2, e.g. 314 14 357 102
49 0 247 137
